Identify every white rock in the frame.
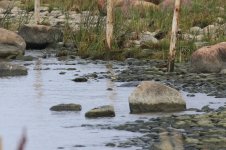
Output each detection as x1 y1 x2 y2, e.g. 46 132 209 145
203 24 218 35
129 81 186 113
195 35 204 41
189 26 202 34
182 33 194 41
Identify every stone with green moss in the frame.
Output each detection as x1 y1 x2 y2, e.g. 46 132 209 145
50 103 82 111
85 105 115 118
0 62 27 77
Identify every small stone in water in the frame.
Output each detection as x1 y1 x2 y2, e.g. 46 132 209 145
106 88 113 91
72 77 88 82
187 94 195 97
50 103 82 111
67 68 76 70
59 72 66 75
73 145 86 147
105 143 116 147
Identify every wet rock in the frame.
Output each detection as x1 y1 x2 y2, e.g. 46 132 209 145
0 62 28 77
191 42 226 73
186 108 200 112
129 81 186 113
67 68 76 71
72 77 88 82
59 72 66 75
0 28 26 59
16 55 35 61
106 88 113 91
105 143 116 147
187 93 195 97
18 24 63 49
73 145 86 147
50 103 82 111
200 105 214 113
118 81 140 87
57 147 64 149
85 105 115 118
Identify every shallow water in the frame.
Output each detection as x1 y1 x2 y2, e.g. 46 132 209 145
0 52 226 150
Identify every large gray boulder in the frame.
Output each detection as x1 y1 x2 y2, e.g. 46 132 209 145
0 62 27 77
0 28 26 59
18 24 63 49
129 81 186 113
190 42 226 73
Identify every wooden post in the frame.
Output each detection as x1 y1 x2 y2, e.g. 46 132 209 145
34 0 40 24
167 0 181 72
106 0 114 50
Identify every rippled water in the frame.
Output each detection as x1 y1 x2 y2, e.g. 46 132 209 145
0 52 226 150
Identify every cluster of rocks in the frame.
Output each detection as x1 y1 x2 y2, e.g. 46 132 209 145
116 57 226 98
0 0 100 30
122 20 226 51
108 107 226 150
0 23 64 76
182 23 226 48
50 103 115 119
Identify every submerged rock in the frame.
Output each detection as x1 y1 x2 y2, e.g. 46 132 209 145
0 28 26 59
0 62 27 77
18 24 63 49
50 103 82 111
85 105 115 118
190 42 226 73
72 77 88 82
129 81 186 113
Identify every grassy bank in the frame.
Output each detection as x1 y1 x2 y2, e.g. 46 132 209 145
64 0 226 60
1 0 226 61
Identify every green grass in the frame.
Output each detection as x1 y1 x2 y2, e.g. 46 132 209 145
1 0 226 60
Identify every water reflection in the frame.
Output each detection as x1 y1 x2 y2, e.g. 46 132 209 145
0 137 2 150
106 63 117 102
33 58 44 100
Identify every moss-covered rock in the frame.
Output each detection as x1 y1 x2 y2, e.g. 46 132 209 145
50 103 82 111
85 105 115 118
72 77 88 82
0 62 27 77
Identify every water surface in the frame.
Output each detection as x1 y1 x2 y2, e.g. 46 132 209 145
0 53 225 150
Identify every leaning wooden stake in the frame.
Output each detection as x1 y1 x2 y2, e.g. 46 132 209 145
34 0 40 24
106 0 114 50
167 0 181 72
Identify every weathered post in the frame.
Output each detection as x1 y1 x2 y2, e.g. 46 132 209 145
167 0 181 72
34 0 40 24
106 0 114 50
